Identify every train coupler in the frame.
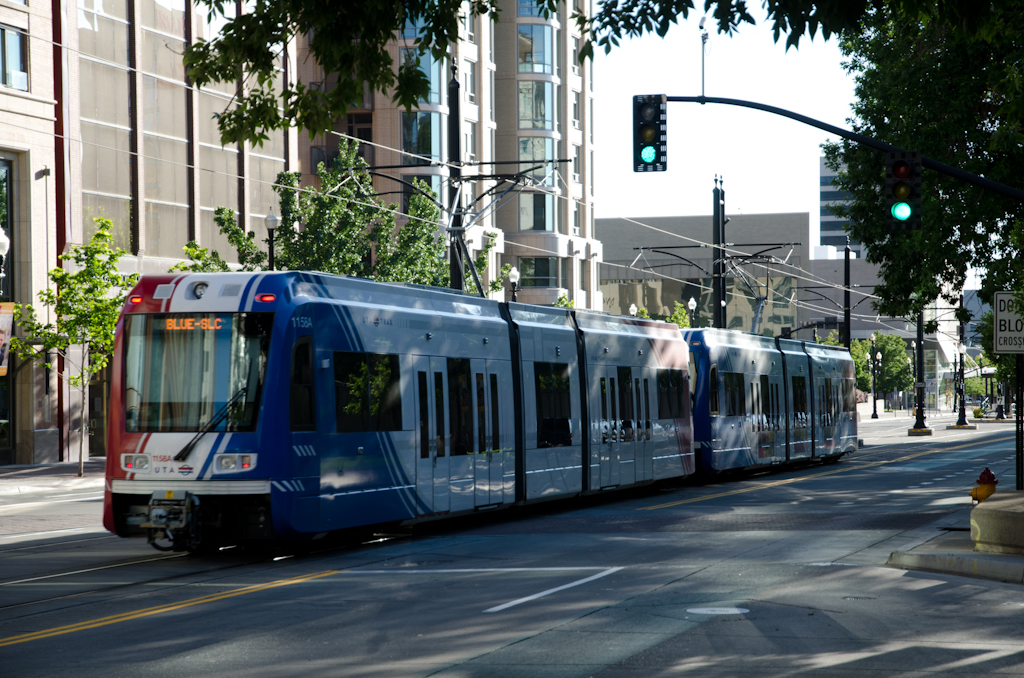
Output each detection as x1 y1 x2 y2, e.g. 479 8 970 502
141 490 202 551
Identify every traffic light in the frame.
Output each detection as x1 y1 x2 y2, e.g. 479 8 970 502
633 95 666 172
885 151 921 230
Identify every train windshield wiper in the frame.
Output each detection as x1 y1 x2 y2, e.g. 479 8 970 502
174 385 249 462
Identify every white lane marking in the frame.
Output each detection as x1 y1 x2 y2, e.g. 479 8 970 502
687 607 749 615
350 567 613 574
484 567 623 613
0 554 186 586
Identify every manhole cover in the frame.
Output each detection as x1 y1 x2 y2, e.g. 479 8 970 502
686 607 749 615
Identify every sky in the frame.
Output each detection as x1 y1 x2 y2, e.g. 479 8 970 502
592 13 859 255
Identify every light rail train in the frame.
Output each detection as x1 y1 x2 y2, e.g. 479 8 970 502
102 272 856 551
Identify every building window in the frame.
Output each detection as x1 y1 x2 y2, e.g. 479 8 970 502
518 81 554 130
0 26 27 91
572 144 580 182
572 202 580 235
401 48 442 104
589 100 594 142
402 111 441 165
571 36 579 74
489 69 495 121
466 122 477 161
518 0 543 17
464 60 477 103
401 174 442 214
463 12 476 42
347 112 374 166
519 137 554 187
572 91 580 129
518 193 556 232
590 151 594 194
518 24 553 74
520 257 558 287
488 15 494 62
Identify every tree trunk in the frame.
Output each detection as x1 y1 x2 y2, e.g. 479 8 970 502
78 347 88 478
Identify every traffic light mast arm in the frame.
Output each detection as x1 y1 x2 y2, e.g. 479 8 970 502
667 95 1024 202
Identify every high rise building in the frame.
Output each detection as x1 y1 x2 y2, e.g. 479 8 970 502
0 0 296 465
819 156 863 258
296 0 603 308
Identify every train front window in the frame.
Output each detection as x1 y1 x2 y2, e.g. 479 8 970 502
124 313 273 432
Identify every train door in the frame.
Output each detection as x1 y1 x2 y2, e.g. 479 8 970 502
637 369 654 481
790 372 811 460
616 366 636 485
414 357 450 515
473 360 506 507
597 367 620 488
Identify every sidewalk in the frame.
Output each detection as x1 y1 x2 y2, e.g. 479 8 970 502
0 458 106 495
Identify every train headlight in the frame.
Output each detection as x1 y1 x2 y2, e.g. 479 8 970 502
213 454 256 473
122 454 150 471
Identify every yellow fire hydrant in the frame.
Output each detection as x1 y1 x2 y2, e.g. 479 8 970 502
970 467 998 504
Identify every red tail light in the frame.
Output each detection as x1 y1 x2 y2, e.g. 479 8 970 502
129 295 142 304
257 294 276 303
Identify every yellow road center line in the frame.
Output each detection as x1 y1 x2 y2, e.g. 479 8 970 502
639 438 1002 511
0 569 340 648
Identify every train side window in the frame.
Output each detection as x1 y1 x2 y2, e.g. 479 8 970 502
618 366 634 442
709 366 719 415
535 361 572 448
761 375 770 430
843 378 856 413
490 374 500 452
476 373 486 453
448 358 473 456
724 373 745 417
334 352 402 433
791 376 808 426
659 369 686 419
434 371 446 456
418 371 430 459
290 338 316 431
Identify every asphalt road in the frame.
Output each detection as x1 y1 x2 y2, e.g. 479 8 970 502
3 413 1024 677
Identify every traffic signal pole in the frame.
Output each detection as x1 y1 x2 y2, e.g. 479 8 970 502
670 96 1024 202
448 68 465 292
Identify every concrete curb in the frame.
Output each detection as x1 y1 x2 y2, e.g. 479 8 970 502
887 550 1024 584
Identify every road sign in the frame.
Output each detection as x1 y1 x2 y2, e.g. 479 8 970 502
995 292 1024 354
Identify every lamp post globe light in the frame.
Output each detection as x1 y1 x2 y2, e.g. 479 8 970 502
870 333 878 419
508 266 520 302
687 297 697 327
265 207 279 272
629 303 638 317
957 342 968 426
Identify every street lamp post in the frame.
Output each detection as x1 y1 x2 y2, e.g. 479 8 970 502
265 207 279 271
906 357 913 410
508 266 520 302
687 297 697 327
871 333 878 419
957 342 968 426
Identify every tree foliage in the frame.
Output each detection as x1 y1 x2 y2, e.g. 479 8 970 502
177 138 508 291
849 333 912 394
666 301 692 328
822 2 1024 321
184 0 1009 147
11 218 139 475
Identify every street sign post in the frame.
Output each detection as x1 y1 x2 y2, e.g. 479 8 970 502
994 291 1024 490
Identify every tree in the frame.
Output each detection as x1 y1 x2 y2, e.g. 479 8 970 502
11 218 139 476
177 138 507 291
874 332 913 395
822 2 1024 321
184 0 1011 147
666 301 692 329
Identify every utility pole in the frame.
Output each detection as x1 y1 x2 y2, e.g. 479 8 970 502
712 176 726 329
844 237 851 350
447 67 464 292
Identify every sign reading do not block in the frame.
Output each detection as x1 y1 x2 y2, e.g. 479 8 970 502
995 291 1024 353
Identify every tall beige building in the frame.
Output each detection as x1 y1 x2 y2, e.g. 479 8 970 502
297 0 603 307
0 0 296 465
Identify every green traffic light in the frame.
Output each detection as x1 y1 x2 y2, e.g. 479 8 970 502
640 145 657 164
891 202 912 221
